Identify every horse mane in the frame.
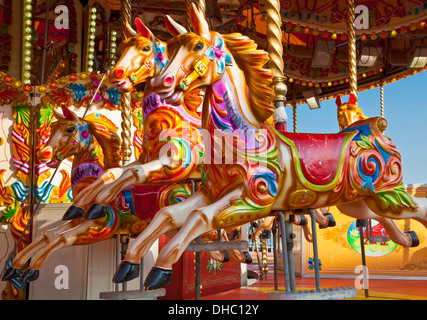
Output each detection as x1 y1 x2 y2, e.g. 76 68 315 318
84 113 122 168
221 33 275 123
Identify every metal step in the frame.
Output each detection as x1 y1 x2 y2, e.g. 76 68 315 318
100 288 166 300
185 240 248 252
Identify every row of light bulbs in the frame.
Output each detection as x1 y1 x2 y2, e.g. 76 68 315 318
86 6 98 73
22 0 33 84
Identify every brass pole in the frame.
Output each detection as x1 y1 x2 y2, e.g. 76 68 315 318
380 84 384 118
120 0 133 165
266 0 287 104
346 0 358 103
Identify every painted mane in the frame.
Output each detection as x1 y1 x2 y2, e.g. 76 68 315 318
222 33 275 123
84 113 122 169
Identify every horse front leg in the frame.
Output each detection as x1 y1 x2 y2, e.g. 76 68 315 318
83 159 166 220
63 165 136 220
112 186 211 284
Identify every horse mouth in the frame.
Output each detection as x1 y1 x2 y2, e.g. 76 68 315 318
159 90 184 105
112 79 133 91
46 157 60 168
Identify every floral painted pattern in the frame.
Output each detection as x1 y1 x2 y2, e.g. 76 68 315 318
205 35 233 75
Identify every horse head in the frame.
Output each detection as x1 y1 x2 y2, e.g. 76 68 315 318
150 4 230 106
336 94 368 131
110 18 168 92
38 105 94 168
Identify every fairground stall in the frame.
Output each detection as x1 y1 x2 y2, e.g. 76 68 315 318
0 0 426 300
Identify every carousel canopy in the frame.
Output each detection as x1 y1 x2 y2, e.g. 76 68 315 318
100 0 427 105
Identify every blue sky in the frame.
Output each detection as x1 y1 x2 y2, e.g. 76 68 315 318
285 70 427 185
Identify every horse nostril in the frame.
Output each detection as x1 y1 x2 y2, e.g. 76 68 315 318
115 69 125 78
164 75 175 87
43 150 52 158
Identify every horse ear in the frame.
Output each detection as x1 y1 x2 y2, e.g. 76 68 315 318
61 105 79 121
135 18 155 42
335 95 342 107
349 93 357 105
189 3 211 40
124 21 138 39
165 15 187 36
53 107 65 120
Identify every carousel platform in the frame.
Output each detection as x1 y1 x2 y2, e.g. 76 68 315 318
200 253 427 300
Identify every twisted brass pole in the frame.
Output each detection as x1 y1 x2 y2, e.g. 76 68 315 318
380 84 384 118
346 0 358 103
266 0 287 103
120 0 133 165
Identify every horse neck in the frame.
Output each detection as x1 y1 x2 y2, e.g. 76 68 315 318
142 78 202 126
204 65 262 132
70 142 100 170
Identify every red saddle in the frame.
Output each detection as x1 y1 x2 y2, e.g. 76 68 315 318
131 184 168 220
281 131 350 186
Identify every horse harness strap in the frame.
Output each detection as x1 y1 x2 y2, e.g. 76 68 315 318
130 57 154 84
180 55 210 91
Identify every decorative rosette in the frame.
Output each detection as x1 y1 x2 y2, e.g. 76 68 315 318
205 35 233 75
153 42 169 70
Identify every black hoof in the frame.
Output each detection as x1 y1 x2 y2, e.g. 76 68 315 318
113 261 140 283
63 205 84 221
230 229 240 240
222 251 230 263
2 267 24 281
261 230 272 239
144 267 173 290
319 213 336 229
406 231 420 247
297 215 307 226
84 204 107 220
243 251 253 264
20 269 39 283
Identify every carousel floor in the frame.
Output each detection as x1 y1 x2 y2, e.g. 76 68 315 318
201 254 427 301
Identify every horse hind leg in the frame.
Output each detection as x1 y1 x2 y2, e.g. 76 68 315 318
375 217 419 247
143 187 245 290
113 187 211 284
19 220 106 283
2 221 76 281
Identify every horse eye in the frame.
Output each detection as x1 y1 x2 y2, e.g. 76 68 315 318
194 42 204 52
142 45 151 52
66 126 75 134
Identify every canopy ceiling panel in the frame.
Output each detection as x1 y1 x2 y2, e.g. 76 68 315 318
99 0 427 103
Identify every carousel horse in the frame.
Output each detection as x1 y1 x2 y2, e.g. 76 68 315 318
2 108 133 282
1 105 243 283
111 5 424 290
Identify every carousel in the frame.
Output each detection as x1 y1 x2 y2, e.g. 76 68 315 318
0 0 426 301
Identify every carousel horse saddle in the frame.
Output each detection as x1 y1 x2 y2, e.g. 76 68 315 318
123 185 169 221
281 131 352 186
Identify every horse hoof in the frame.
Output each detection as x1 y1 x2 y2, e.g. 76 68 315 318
113 261 140 283
295 215 307 226
243 251 253 264
230 229 240 240
20 269 39 283
319 213 336 229
261 230 271 239
144 267 173 290
84 204 107 220
2 267 24 281
63 206 84 221
406 231 420 247
222 251 230 263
